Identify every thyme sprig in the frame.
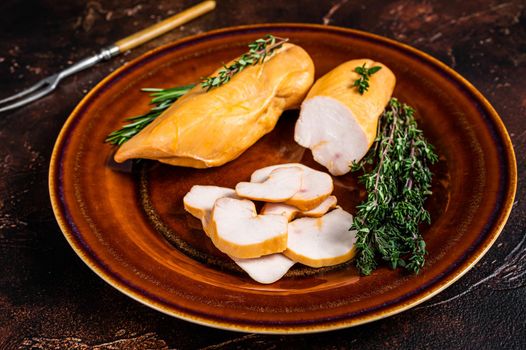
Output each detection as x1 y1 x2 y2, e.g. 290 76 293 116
351 98 438 275
105 85 194 145
105 34 288 145
201 34 289 91
353 64 382 95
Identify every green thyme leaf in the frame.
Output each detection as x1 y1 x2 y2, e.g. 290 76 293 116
353 64 382 95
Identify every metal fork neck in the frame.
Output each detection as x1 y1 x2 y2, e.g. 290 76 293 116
58 45 120 80
97 45 120 61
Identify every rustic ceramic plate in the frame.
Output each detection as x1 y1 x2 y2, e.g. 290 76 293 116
49 24 516 333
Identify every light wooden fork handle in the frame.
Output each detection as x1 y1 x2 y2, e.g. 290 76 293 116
114 0 216 52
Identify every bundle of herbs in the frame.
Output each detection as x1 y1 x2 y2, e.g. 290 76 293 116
351 98 438 275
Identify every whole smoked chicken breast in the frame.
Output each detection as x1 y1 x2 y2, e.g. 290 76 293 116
114 43 315 167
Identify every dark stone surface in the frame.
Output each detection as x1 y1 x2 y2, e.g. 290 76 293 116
0 0 524 349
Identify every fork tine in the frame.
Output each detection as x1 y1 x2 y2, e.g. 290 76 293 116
0 84 55 113
0 78 49 105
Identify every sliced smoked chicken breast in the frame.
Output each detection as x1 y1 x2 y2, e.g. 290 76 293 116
284 208 357 267
231 254 295 284
183 186 294 283
183 185 239 237
261 195 337 221
236 166 303 202
114 43 315 167
295 59 395 175
250 163 333 210
210 198 288 258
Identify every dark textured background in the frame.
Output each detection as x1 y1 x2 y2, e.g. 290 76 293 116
0 0 525 349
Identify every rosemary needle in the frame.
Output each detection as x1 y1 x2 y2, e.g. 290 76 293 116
105 85 194 145
201 34 288 91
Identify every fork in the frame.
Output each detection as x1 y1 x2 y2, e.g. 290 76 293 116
0 0 215 113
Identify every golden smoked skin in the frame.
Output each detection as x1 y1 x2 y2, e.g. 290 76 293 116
114 43 315 167
304 59 395 148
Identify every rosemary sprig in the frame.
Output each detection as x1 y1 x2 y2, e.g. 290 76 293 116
201 34 289 91
350 98 438 275
106 34 288 145
105 85 194 145
353 64 382 95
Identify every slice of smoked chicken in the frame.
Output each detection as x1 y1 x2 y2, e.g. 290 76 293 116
250 163 333 210
295 59 395 176
284 208 357 268
114 43 315 167
261 195 337 221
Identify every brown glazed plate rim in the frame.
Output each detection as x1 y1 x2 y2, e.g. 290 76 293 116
49 23 517 333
